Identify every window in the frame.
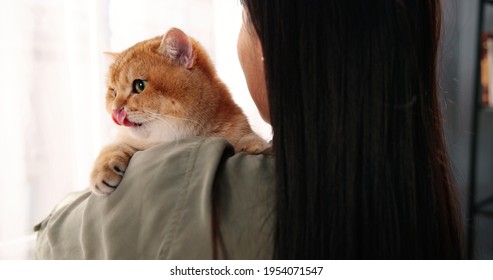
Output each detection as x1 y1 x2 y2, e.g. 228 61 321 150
0 0 270 259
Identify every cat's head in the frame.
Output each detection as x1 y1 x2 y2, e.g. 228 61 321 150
106 28 223 143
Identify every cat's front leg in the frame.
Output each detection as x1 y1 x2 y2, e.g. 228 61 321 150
90 142 138 195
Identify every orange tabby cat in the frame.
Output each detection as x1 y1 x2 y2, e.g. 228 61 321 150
90 28 269 195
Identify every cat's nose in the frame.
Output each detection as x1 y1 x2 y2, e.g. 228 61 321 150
112 108 127 126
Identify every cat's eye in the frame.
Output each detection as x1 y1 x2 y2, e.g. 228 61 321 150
132 79 147 94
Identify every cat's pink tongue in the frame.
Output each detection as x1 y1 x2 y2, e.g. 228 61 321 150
112 109 136 127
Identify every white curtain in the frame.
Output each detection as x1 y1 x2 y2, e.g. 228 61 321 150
0 0 270 259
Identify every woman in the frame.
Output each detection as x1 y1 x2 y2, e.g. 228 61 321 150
239 0 464 259
35 0 463 259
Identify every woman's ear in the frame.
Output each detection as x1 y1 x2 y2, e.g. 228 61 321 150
158 27 195 69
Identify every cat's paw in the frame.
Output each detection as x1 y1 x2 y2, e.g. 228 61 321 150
90 144 136 195
236 133 271 155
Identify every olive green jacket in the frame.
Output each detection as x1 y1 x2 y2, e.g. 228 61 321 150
35 137 275 259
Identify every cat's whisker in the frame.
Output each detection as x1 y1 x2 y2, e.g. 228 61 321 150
142 109 206 133
152 116 195 144
135 110 182 142
155 116 180 143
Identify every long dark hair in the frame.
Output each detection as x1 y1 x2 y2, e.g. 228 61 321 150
241 0 463 259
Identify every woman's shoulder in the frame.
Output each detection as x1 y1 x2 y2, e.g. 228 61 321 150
126 136 273 187
35 136 275 259
133 136 276 259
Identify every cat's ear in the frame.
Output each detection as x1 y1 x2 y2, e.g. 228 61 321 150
158 28 195 69
103 52 119 58
103 52 119 64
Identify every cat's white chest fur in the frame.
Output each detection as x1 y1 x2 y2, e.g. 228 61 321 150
118 118 200 149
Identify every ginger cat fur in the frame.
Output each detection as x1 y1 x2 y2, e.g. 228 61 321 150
90 28 269 195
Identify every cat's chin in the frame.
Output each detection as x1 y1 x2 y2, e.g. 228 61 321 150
128 124 151 139
126 119 199 144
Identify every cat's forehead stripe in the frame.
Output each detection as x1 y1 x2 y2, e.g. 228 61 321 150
111 38 161 84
